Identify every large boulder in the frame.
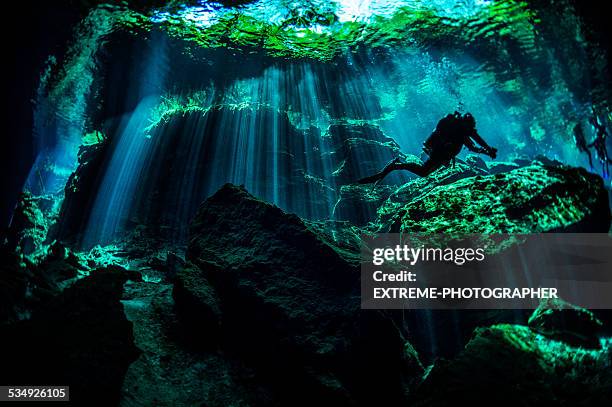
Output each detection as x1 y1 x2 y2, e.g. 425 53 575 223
5 191 52 255
122 280 275 407
528 298 604 348
1 240 89 323
0 247 27 323
174 183 417 405
54 139 110 243
376 163 611 233
333 156 489 226
173 262 222 345
411 324 612 406
487 161 521 174
0 268 141 405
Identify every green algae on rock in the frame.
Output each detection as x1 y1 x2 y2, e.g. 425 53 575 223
529 298 604 348
5 192 51 256
375 163 611 234
333 183 397 226
411 323 612 406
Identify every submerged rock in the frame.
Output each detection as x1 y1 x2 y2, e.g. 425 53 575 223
487 161 521 174
122 280 275 407
159 172 609 406
5 191 52 255
0 247 28 322
464 154 489 172
528 298 604 348
411 324 612 406
325 123 408 185
0 240 91 323
333 156 490 226
55 140 110 243
0 268 141 405
333 183 396 225
173 262 222 345
376 163 611 234
372 161 487 230
177 183 414 405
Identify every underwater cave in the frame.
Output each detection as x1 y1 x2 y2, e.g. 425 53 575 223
2 0 612 405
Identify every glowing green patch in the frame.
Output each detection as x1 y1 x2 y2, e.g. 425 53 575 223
374 164 605 234
110 0 542 62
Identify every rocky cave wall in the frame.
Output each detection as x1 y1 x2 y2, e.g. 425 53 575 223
2 1 612 406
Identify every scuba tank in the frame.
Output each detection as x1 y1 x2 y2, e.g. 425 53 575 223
422 112 461 156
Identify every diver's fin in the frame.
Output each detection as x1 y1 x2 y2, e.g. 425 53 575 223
357 156 402 185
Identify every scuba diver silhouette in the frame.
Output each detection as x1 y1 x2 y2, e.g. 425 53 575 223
573 123 593 169
358 112 497 184
587 115 612 178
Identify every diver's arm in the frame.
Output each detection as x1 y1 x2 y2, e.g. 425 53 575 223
464 138 489 154
469 130 492 150
465 129 497 158
468 131 497 158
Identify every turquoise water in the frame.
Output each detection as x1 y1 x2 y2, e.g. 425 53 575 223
24 0 611 246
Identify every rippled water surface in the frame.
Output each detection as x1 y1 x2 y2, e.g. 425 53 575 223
25 0 611 244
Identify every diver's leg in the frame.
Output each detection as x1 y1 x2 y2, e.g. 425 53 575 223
356 173 386 185
389 159 442 177
356 157 401 184
356 159 441 183
389 162 428 176
357 156 446 184
401 158 442 177
357 163 399 184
